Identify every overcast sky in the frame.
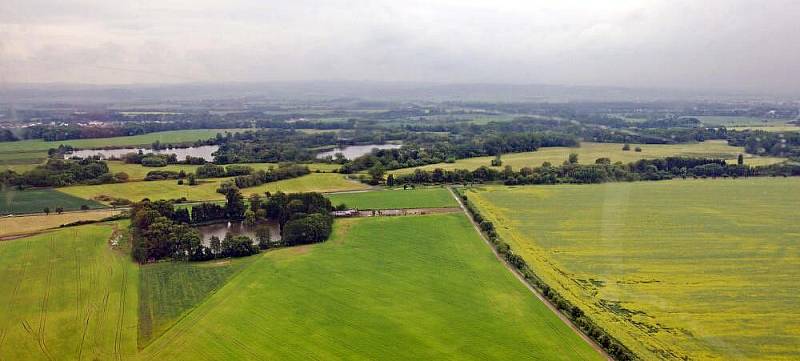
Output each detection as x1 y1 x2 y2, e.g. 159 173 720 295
1 0 798 94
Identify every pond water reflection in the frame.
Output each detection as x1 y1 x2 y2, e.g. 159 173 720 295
195 220 281 246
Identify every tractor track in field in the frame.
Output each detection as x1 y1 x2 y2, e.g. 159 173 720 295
448 187 611 361
113 261 129 361
35 238 56 361
0 240 33 360
74 237 82 322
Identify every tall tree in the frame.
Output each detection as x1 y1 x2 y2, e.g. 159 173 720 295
225 187 246 220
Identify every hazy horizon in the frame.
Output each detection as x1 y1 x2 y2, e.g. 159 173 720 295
1 0 799 95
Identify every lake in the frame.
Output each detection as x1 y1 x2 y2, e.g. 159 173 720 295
316 144 402 160
67 145 219 161
195 220 281 246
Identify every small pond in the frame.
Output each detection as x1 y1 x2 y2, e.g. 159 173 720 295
66 145 219 161
316 144 401 160
195 220 281 247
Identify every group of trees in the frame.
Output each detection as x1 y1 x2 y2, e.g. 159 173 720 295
121 152 179 167
130 200 204 262
195 164 253 178
385 156 800 187
212 129 339 163
230 164 310 189
0 158 128 188
130 189 335 263
727 129 800 158
340 131 579 173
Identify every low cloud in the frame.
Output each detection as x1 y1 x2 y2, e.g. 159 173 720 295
0 0 797 94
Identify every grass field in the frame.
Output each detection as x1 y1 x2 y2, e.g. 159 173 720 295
107 161 341 180
391 141 785 175
692 116 792 127
326 187 457 209
0 223 138 360
1 188 105 215
138 257 258 348
728 125 800 132
0 209 121 238
0 129 248 167
59 173 369 203
466 178 800 360
140 214 602 360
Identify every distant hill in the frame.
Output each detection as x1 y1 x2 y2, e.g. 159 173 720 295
0 81 769 104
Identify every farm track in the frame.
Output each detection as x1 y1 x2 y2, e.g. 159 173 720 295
113 259 129 361
0 242 31 354
0 239 32 359
35 237 56 361
447 187 612 360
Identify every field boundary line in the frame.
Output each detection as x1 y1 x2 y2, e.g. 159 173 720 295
447 187 612 360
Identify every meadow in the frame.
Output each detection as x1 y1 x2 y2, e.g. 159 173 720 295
326 187 457 209
138 257 257 348
0 209 121 238
727 125 800 132
691 115 792 127
1 188 105 215
139 214 603 360
0 223 138 360
466 178 800 360
391 140 785 175
59 173 369 204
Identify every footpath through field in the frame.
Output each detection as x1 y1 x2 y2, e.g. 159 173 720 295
447 187 612 360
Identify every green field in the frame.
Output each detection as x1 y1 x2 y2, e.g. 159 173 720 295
0 223 138 360
59 173 369 203
466 178 800 360
392 141 785 175
1 188 105 215
728 125 800 132
0 129 248 167
0 209 121 238
140 214 602 360
692 116 792 127
326 187 457 209
138 257 258 348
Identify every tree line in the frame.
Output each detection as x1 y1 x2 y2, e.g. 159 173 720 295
455 189 636 361
0 158 129 188
383 156 800 187
339 131 579 173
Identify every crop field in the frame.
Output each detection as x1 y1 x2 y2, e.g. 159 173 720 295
139 213 602 360
0 129 249 168
0 223 139 360
138 257 257 348
107 161 340 180
59 173 369 203
465 178 800 360
326 187 457 209
1 188 105 215
391 140 785 175
0 209 121 238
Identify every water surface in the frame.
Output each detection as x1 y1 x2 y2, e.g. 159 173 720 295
316 144 401 160
67 145 219 161
195 220 281 246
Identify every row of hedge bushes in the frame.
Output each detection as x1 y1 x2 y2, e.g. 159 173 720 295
454 188 638 361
